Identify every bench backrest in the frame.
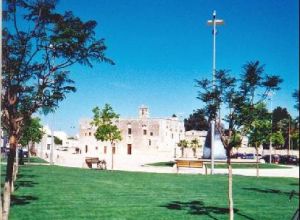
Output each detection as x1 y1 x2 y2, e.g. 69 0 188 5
176 160 203 168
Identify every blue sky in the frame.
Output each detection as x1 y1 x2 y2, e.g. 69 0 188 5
39 0 299 135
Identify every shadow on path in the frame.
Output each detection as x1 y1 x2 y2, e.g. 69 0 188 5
160 200 254 220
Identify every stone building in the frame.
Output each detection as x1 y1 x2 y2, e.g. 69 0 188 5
78 106 185 168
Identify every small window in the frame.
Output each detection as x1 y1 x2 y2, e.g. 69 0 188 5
112 146 116 154
47 144 51 150
128 128 132 135
150 132 153 136
149 139 151 146
104 146 107 154
89 132 92 136
143 130 147 135
171 134 174 139
85 145 88 153
95 146 98 150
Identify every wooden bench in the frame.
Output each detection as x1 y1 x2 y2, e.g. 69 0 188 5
85 157 107 170
176 160 203 173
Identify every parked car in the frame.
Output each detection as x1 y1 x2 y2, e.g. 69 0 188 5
262 154 280 163
245 153 255 159
231 153 245 159
279 155 299 165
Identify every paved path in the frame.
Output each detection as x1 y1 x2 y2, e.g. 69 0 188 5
112 164 299 178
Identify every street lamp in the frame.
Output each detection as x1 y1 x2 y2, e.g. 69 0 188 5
268 91 274 164
49 43 55 165
207 10 224 174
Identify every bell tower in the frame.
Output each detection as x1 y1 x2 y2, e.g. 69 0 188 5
139 105 149 119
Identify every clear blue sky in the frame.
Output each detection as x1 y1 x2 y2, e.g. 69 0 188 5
39 0 299 135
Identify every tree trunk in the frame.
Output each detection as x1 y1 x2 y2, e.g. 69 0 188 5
255 146 259 177
28 143 31 164
227 150 234 220
2 139 16 220
181 148 184 157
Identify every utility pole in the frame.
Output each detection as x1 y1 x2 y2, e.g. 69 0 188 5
207 10 224 174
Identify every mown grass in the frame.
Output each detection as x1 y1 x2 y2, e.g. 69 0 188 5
148 161 290 169
3 165 298 220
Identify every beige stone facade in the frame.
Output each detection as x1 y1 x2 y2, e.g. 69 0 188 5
78 106 185 166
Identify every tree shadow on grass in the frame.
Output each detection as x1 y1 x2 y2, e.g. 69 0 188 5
243 188 299 198
11 195 38 206
15 180 38 190
160 200 254 220
17 173 38 179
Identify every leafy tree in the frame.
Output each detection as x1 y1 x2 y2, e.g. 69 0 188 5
177 140 189 158
1 0 114 218
271 131 285 150
91 104 122 170
184 109 209 131
54 136 62 145
19 117 44 164
292 89 299 111
196 61 282 219
248 116 271 177
190 138 201 158
291 130 299 150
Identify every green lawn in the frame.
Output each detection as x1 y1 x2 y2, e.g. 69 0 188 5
147 161 290 169
0 156 48 164
23 156 49 164
2 165 298 220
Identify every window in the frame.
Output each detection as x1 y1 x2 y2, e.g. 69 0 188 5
171 134 174 139
89 132 92 136
112 146 116 154
127 144 132 155
128 128 132 135
143 130 147 135
85 145 88 153
150 132 153 136
95 146 98 150
47 144 51 150
149 139 151 146
104 146 107 154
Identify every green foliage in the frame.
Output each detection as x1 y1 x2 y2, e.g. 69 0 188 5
272 107 291 132
271 131 285 149
91 104 122 143
54 136 63 145
184 109 209 131
177 139 189 148
19 117 44 146
248 119 271 148
292 89 299 111
196 61 282 151
291 131 299 150
190 139 201 149
2 0 113 138
228 132 242 149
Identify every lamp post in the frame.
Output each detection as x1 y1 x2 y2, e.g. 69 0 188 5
268 91 274 164
49 44 55 165
207 10 224 174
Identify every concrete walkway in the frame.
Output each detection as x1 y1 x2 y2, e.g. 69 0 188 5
112 164 299 178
